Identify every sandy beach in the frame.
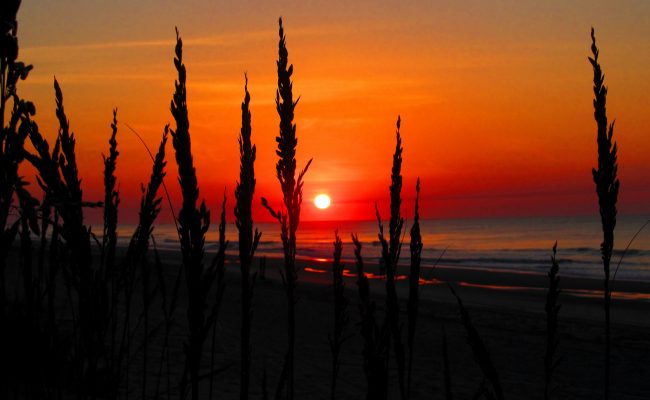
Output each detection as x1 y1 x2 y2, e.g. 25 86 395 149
102 247 648 400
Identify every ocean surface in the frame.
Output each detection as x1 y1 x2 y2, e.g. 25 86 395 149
116 215 650 282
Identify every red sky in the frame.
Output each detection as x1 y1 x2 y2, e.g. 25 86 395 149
16 1 650 223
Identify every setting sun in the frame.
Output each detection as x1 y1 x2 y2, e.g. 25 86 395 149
314 194 331 210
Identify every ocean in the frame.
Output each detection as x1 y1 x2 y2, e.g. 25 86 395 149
116 215 650 282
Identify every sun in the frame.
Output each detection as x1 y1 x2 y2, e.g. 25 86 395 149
314 194 331 210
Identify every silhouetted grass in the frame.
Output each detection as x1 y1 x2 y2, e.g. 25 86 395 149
139 128 169 399
589 27 619 400
329 231 349 400
544 243 561 400
25 78 110 396
375 116 406 399
235 74 262 400
102 109 119 280
0 0 35 320
406 177 422 399
261 17 311 400
169 28 223 400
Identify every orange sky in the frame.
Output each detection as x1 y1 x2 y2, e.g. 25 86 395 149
16 1 650 222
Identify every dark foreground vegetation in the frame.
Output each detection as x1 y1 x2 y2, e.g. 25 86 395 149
0 1 642 399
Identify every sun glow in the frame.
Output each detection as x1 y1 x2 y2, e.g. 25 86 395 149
314 194 331 210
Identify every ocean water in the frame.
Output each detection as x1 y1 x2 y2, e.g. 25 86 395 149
116 215 650 282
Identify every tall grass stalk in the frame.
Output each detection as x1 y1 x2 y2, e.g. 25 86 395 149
544 243 561 400
138 128 168 399
375 116 406 399
589 28 619 400
116 128 168 399
235 74 261 400
261 18 311 400
169 28 224 400
329 231 348 400
406 178 422 399
102 109 120 381
102 109 119 278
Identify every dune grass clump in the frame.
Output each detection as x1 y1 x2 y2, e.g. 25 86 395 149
544 243 561 400
261 18 311 400
589 28 619 400
235 74 261 400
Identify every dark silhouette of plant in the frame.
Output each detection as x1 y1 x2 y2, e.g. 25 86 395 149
235 74 262 400
406 178 422 399
136 129 168 400
448 284 503 400
102 109 120 384
375 116 406 399
544 242 561 400
589 27 619 400
261 18 311 400
352 234 388 400
0 0 35 319
25 79 107 396
102 109 119 278
329 231 349 400
169 28 226 400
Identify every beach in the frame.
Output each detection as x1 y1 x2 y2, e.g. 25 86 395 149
115 248 650 399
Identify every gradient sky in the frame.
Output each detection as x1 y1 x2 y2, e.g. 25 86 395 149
16 1 650 222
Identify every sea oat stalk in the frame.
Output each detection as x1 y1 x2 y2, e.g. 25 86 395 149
169 28 221 400
375 116 406 399
235 74 262 400
589 28 619 400
261 18 311 400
